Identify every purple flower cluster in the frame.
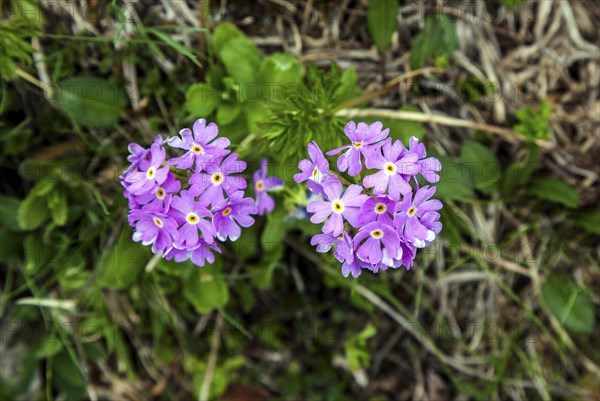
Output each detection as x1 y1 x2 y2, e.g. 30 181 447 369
120 119 283 267
296 121 442 278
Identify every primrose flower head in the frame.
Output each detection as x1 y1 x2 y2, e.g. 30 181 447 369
297 121 443 278
120 119 283 268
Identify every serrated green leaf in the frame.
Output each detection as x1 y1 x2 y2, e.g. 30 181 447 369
212 22 244 51
514 101 552 140
186 83 220 116
541 274 595 333
18 193 48 230
57 77 127 128
344 323 377 371
218 36 260 87
258 53 303 85
183 262 229 314
97 227 150 289
528 178 580 208
367 0 398 52
460 141 501 194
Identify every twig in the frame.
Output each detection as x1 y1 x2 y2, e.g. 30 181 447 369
199 314 223 401
15 67 45 90
336 67 445 110
335 108 554 149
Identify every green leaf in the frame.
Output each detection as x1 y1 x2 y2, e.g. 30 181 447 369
410 14 457 69
57 77 127 128
501 142 540 194
252 208 288 289
576 209 600 235
528 178 580 208
0 195 23 231
144 27 201 67
218 36 260 86
367 0 398 52
185 83 220 116
514 101 552 140
460 141 501 194
52 350 86 400
97 227 150 289
216 102 241 126
48 189 68 226
432 155 474 201
258 53 303 85
541 274 595 333
17 192 49 230
212 22 244 51
257 53 303 101
14 0 44 27
344 323 377 371
183 262 229 314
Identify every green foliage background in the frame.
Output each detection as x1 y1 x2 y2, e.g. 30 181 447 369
1 1 598 400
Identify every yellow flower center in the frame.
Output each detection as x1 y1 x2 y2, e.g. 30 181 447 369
146 167 156 179
312 166 319 178
384 162 396 175
255 180 264 191
211 173 223 184
186 212 199 224
156 188 165 199
352 141 363 149
332 200 344 213
192 144 203 154
153 217 163 227
375 203 386 214
407 206 417 217
222 207 232 216
371 229 383 239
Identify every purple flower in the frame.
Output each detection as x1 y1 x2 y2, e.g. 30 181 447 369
212 192 257 241
124 135 163 174
311 232 363 278
327 121 389 176
418 211 442 247
294 141 329 195
167 119 230 171
341 258 363 278
310 232 353 264
128 209 178 254
123 142 170 195
393 239 417 270
406 137 442 183
189 154 247 207
393 185 443 248
306 176 368 237
254 159 284 215
363 138 419 200
133 172 181 212
164 239 221 267
358 195 395 226
353 222 400 265
169 190 216 247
